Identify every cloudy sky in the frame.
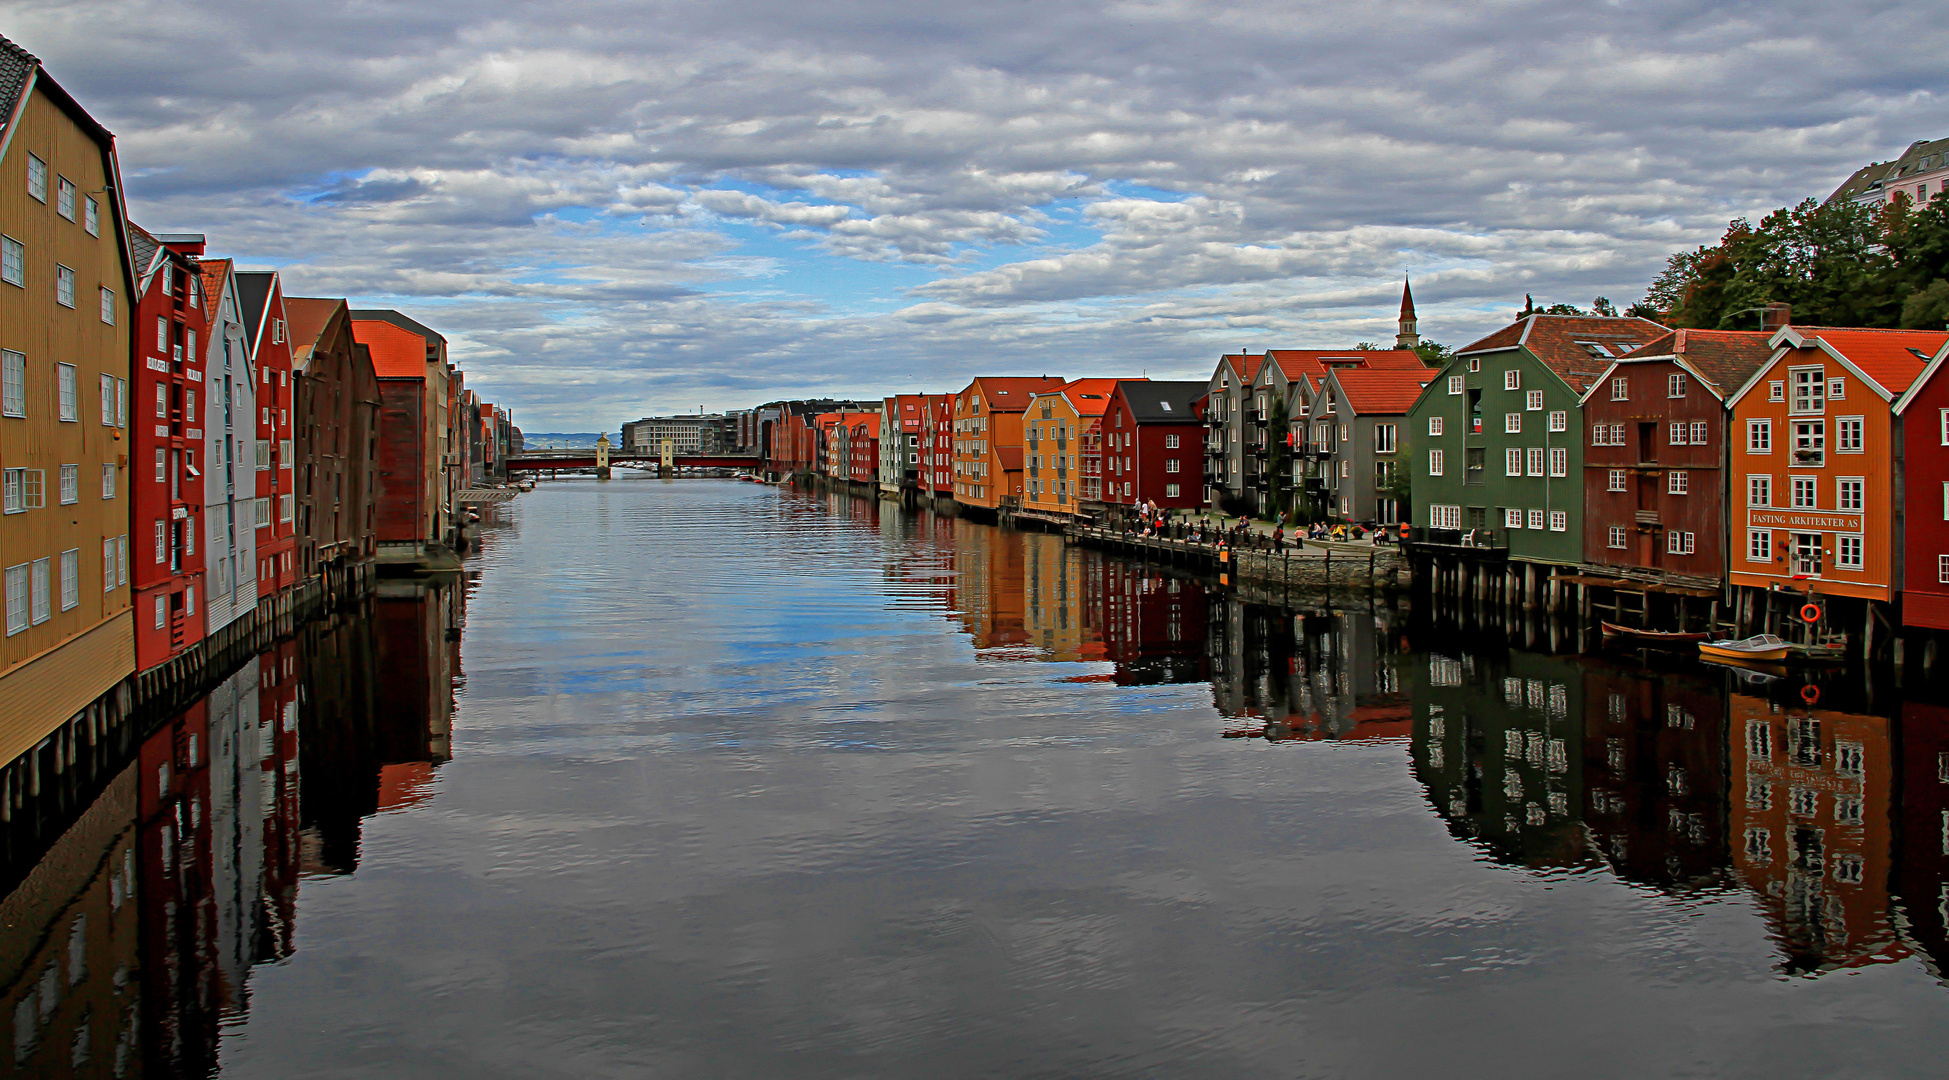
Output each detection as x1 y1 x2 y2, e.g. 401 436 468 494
4 1 1940 428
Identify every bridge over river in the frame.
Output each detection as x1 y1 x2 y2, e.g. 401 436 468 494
507 449 762 473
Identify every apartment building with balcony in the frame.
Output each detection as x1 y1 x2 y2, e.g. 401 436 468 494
1302 368 1433 525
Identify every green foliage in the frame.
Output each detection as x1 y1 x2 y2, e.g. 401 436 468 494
1268 395 1292 518
1412 340 1453 367
1638 196 1949 330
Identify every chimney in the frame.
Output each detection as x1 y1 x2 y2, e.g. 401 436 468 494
1761 303 1792 332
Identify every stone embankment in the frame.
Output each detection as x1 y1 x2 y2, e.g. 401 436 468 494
1063 526 1407 592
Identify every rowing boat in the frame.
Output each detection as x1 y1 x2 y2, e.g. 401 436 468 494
1601 621 1712 645
1698 634 1791 662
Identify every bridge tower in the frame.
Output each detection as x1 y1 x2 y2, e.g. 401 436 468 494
596 433 612 479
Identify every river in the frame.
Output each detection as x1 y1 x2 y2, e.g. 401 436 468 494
3 475 1946 1078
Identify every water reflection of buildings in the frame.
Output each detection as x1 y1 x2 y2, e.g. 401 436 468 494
0 574 463 1076
1729 690 1903 975
1212 606 1406 742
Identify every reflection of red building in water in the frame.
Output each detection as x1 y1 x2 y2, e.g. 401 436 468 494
1576 663 1728 890
1728 692 1905 975
1083 560 1206 684
1895 702 1949 979
257 639 302 949
138 700 220 1075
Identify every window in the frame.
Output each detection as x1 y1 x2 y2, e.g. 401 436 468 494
256 440 270 469
1837 477 1864 511
1668 471 1687 495
54 176 76 221
1447 375 1464 395
1525 448 1543 476
1690 421 1708 445
1422 416 1442 439
1790 368 1825 414
1611 377 1629 401
2 469 42 512
1667 531 1694 555
0 235 20 287
1667 372 1686 397
187 390 196 424
1608 469 1627 492
1375 424 1396 453
156 317 167 352
0 350 21 417
1504 507 1524 529
1829 378 1846 401
1549 447 1567 477
1467 358 1480 372
1548 410 1566 432
1750 529 1771 563
1769 381 1784 402
153 449 164 483
1165 458 1179 473
1506 448 1522 476
29 558 48 625
58 464 76 504
83 196 98 236
55 264 74 307
25 154 46 201
1748 474 1772 507
1431 505 1461 529
1504 370 1521 391
254 497 270 527
115 536 125 586
99 374 113 424
1164 434 1179 448
153 521 164 563
1940 554 1949 584
1608 526 1627 548
59 550 77 611
3 563 24 636
1670 422 1687 445
1749 420 1771 453
1428 449 1444 476
102 540 114 591
57 363 75 421
1505 413 1521 433
1837 534 1864 570
99 287 114 324
1526 390 1544 411
1340 459 1352 478
1836 416 1864 453
101 463 114 499
1165 484 1180 498
153 595 164 630
1528 509 1546 531
1792 476 1817 509
1792 420 1824 465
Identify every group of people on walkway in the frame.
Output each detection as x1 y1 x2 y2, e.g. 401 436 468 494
1107 503 1396 553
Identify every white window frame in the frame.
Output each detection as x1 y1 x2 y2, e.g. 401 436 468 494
3 563 25 636
83 196 98 236
1 349 23 417
1548 410 1566 433
56 363 76 421
25 155 46 201
54 264 74 308
1668 470 1688 495
0 235 21 288
1669 421 1687 446
1748 420 1771 453
1428 448 1444 476
101 463 115 500
1836 533 1864 571
1939 554 1949 584
58 549 77 611
1505 448 1522 476
1505 413 1521 434
1837 476 1864 512
1668 373 1686 398
1427 416 1443 436
1526 390 1544 411
1608 469 1627 492
1431 505 1460 529
1610 377 1628 401
1608 526 1627 549
1504 369 1521 391
1504 507 1524 529
1748 529 1772 563
1447 375 1463 395
1789 367 1826 415
1549 447 1567 477
1791 476 1817 509
1526 448 1544 476
1769 380 1784 402
99 287 114 325
1748 475 1771 508
1528 508 1546 531
1374 424 1396 453
58 463 76 504
1835 416 1864 454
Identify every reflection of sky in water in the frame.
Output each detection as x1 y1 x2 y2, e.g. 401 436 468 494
217 477 1949 1079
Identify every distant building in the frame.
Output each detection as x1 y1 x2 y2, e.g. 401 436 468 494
621 413 733 456
1829 137 1949 207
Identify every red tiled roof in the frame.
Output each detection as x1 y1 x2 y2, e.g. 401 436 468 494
1787 327 1947 398
351 315 435 379
1324 369 1436 414
1266 348 1426 392
1616 329 1774 397
971 376 1067 409
1214 353 1263 384
198 258 230 309
284 296 344 356
1053 377 1127 417
996 446 1024 471
1460 315 1669 393
853 413 881 438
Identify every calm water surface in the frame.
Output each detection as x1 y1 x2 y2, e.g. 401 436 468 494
7 476 1949 1078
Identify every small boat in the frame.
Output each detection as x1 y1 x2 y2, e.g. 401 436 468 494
1601 621 1712 646
1698 634 1791 662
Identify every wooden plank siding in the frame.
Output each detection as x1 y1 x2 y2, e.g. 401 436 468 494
1892 339 1949 628
1582 358 1738 582
0 77 137 715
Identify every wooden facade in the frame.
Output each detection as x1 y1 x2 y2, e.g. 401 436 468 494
1726 327 1938 606
0 54 137 743
1580 330 1775 584
951 376 1064 512
1099 381 1206 509
1022 378 1120 519
1892 341 1949 628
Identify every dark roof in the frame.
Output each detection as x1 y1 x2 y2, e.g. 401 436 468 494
1459 315 1668 393
1828 136 1949 203
235 271 275 346
1116 380 1205 423
1616 329 1774 397
349 308 447 345
0 35 34 134
126 222 159 282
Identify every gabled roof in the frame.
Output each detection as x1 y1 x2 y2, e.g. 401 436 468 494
197 259 231 317
1459 315 1668 393
1776 327 1942 400
1829 137 1949 203
350 309 447 346
1212 353 1263 386
1114 380 1205 422
996 445 1024 471
0 35 33 138
851 413 881 438
125 223 161 285
969 376 1067 411
283 296 347 364
1038 377 1126 418
234 271 275 346
1611 329 1776 399
353 314 439 379
1264 348 1426 393
1321 369 1435 415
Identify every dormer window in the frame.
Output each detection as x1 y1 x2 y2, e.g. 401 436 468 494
1576 341 1613 358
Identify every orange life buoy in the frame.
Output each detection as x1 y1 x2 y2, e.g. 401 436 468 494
1800 602 1822 624
1801 684 1820 705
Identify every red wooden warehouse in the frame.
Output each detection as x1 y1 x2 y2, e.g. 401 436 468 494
1099 381 1206 509
1891 338 1949 630
1579 329 1776 584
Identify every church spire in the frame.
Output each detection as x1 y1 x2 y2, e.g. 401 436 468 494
1396 277 1419 349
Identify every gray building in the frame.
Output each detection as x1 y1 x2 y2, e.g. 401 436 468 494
1302 367 1433 525
622 413 735 455
1202 353 1259 513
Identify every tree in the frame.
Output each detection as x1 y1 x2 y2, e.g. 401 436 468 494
1268 395 1293 522
1412 340 1453 368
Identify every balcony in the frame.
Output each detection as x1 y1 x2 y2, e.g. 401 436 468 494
1635 509 1660 525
